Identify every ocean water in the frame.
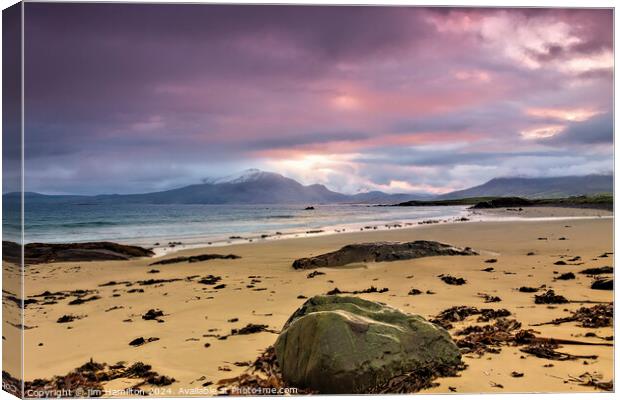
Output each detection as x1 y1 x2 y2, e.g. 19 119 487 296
3 200 469 247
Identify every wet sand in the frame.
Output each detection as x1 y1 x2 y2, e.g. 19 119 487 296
3 207 613 395
475 206 612 219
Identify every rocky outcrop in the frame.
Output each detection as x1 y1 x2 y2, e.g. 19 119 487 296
470 197 533 209
2 240 154 264
274 295 461 393
292 240 477 269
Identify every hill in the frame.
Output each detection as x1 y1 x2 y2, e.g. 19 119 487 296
438 175 612 200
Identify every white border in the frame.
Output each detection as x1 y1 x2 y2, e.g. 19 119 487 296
0 2 616 400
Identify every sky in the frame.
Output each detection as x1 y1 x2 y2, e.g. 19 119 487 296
14 4 614 195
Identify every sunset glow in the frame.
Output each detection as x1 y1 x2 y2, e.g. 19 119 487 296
526 108 601 122
520 126 564 140
331 95 362 111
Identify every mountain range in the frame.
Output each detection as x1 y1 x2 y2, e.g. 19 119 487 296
8 169 420 205
4 169 613 205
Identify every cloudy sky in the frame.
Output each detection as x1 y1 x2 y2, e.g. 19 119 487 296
20 4 613 195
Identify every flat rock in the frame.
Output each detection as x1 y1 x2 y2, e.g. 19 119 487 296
591 278 613 291
579 266 613 275
274 295 461 393
150 253 240 266
2 240 154 264
292 241 477 269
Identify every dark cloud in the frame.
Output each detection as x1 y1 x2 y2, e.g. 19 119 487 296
246 131 371 150
24 3 433 91
548 112 613 145
391 103 524 135
2 3 23 192
355 146 573 168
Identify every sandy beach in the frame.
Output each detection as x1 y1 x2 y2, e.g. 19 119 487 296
3 207 613 395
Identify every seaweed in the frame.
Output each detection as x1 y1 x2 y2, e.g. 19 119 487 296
56 315 82 323
326 286 389 295
5 359 175 397
217 347 310 395
477 309 511 322
429 306 511 329
198 275 222 285
567 372 613 391
454 318 523 356
369 362 466 394
531 304 613 328
534 290 568 304
478 293 501 303
439 275 467 285
520 343 598 361
137 278 182 286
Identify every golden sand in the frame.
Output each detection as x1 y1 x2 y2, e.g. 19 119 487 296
3 207 613 394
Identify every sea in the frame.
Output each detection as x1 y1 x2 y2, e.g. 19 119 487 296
2 200 471 251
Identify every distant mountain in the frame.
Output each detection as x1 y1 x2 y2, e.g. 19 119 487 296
8 169 426 205
438 175 613 200
111 169 348 204
201 168 278 185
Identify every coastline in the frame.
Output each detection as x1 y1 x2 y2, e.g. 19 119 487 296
3 206 613 394
143 206 613 256
10 205 612 258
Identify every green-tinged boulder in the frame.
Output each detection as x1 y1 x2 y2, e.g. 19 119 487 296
274 295 461 393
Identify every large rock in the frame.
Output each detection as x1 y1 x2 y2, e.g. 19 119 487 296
2 240 154 264
292 240 477 269
274 295 461 393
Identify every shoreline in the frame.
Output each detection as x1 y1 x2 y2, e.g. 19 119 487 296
120 207 614 257
8 206 612 258
10 203 470 250
6 206 613 259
